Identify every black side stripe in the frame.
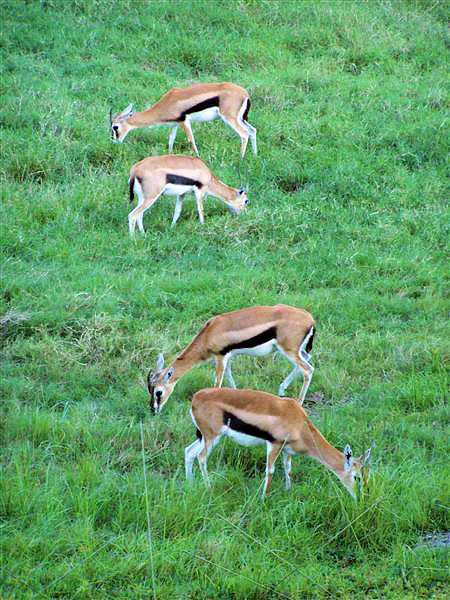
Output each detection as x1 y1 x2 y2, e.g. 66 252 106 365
219 326 277 356
304 326 315 355
196 428 202 440
223 411 275 442
175 96 220 122
166 174 203 188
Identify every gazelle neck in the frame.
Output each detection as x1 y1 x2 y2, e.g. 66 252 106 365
171 345 206 381
306 422 346 479
127 107 163 127
207 176 237 204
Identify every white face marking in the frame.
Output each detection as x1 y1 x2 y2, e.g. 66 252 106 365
220 425 266 447
187 107 220 123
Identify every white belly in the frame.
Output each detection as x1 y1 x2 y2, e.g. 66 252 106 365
188 107 220 123
221 425 266 447
227 339 277 359
163 183 197 197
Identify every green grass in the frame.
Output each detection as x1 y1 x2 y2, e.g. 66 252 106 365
1 0 448 598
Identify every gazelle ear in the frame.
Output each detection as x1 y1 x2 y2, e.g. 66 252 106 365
344 444 353 471
156 353 165 370
117 103 134 120
363 442 376 466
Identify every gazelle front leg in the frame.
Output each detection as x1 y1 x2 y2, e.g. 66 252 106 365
171 195 183 227
214 356 228 387
282 452 292 490
194 189 205 224
263 442 282 497
180 119 199 156
224 359 236 388
168 124 179 152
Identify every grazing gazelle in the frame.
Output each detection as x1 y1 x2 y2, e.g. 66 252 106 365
128 155 249 234
186 388 373 498
110 82 257 158
147 304 315 414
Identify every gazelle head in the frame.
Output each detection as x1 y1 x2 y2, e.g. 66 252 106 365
147 353 176 414
228 187 250 214
341 444 374 499
110 103 135 143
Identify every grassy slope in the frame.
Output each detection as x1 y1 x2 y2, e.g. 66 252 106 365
1 0 448 598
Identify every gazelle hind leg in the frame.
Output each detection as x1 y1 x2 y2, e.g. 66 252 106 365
276 344 314 404
128 177 145 235
128 192 161 236
180 119 199 156
128 178 161 235
197 435 221 488
238 99 257 155
185 438 203 481
243 122 257 155
219 112 249 158
278 365 300 397
297 355 314 404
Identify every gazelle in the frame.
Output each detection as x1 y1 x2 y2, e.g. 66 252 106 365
128 155 249 234
147 304 315 414
110 82 257 158
186 388 374 498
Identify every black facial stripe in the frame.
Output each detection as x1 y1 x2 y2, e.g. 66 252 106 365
166 174 203 188
220 326 277 356
175 96 220 122
147 371 154 394
196 428 202 440
223 411 275 442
